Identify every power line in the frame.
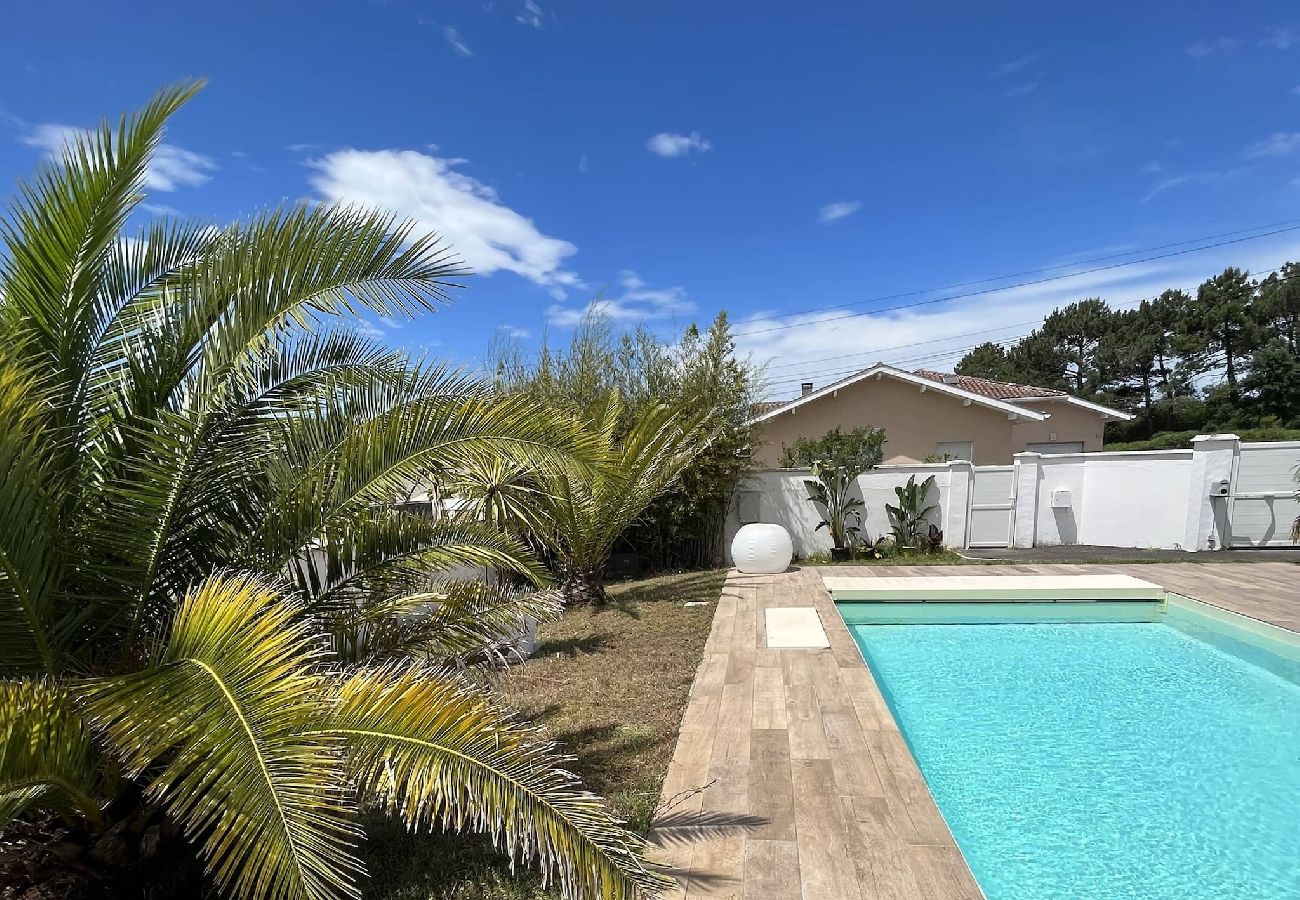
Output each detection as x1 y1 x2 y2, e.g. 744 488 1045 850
732 221 1300 339
755 261 1298 398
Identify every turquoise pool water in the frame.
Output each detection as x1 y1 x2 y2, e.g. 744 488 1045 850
848 613 1300 900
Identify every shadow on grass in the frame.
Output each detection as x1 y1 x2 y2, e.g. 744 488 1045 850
604 569 726 608
532 633 610 657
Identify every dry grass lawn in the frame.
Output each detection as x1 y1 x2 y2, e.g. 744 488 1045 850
363 569 724 900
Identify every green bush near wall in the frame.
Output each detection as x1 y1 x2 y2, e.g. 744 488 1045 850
1104 428 1300 452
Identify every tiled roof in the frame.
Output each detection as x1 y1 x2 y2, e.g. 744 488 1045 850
913 369 1065 401
750 400 789 417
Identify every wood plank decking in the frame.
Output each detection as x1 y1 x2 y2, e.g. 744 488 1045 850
649 561 1299 900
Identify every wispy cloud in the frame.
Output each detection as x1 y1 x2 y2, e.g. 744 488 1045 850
310 147 580 291
1140 161 1163 174
578 153 589 174
286 142 319 153
646 131 712 158
546 270 694 327
1261 27 1296 50
1245 131 1300 158
497 324 532 338
1187 37 1240 58
515 0 543 28
1005 82 1038 97
737 235 1300 399
991 53 1038 76
817 201 861 224
443 26 473 57
1140 169 1241 204
21 123 216 191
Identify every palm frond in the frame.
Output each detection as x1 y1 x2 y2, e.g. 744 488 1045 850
324 581 562 665
0 82 200 459
82 572 362 900
319 664 669 900
285 513 549 616
0 679 102 827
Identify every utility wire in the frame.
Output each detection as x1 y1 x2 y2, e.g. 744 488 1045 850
732 222 1300 338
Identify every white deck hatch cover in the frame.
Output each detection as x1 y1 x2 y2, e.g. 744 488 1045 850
764 607 831 648
823 573 1166 603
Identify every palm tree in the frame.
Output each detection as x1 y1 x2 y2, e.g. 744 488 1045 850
537 396 714 605
0 83 665 900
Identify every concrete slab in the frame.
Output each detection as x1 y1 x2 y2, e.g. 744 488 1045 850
764 607 831 649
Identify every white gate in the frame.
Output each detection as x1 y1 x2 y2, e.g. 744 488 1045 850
1228 441 1300 547
967 465 1015 547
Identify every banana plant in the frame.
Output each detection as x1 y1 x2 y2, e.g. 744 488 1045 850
0 83 665 900
885 474 940 552
804 461 865 553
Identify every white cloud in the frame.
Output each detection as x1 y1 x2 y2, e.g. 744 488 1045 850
1245 131 1300 158
578 153 589 174
1140 161 1163 174
646 131 712 158
309 147 579 290
286 142 320 153
21 123 216 191
443 26 473 56
498 324 532 338
1005 82 1038 97
991 53 1038 76
515 0 543 28
1262 27 1296 50
1140 170 1241 203
1187 37 1240 58
546 269 694 327
738 235 1300 399
817 201 861 224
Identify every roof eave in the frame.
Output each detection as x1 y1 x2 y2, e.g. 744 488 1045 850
748 363 1050 424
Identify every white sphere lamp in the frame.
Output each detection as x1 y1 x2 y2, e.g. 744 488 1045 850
731 523 793 574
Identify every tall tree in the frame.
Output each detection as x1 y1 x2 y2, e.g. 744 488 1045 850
1256 262 1300 354
1180 267 1262 400
1039 298 1114 394
1142 289 1192 398
1240 339 1300 424
1099 307 1159 435
954 342 1017 381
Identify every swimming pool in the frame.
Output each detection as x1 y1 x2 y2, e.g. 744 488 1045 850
843 599 1300 900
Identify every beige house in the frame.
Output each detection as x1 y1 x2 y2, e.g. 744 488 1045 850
749 363 1133 467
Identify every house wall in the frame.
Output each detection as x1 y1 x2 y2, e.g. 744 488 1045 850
754 375 1018 467
1010 401 1108 452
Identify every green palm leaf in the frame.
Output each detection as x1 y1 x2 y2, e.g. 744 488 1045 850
319 663 670 900
82 572 362 900
0 679 102 826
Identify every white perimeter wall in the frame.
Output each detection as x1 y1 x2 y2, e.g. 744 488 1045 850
727 435 1299 556
1032 451 1194 549
726 464 958 560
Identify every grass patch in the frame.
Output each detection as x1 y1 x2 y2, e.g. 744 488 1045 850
362 569 725 900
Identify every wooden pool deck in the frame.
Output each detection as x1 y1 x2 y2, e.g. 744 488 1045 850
648 561 1299 899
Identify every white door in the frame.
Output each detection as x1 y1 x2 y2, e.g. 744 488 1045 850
967 466 1015 547
1228 442 1300 547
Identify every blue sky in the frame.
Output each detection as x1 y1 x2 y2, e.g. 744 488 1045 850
2 1 1299 398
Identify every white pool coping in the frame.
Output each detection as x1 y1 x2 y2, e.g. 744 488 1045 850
824 573 1166 603
764 607 831 648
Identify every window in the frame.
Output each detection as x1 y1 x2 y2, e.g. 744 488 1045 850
935 440 973 461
